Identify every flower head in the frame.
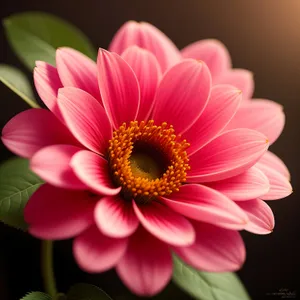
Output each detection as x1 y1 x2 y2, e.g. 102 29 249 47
1 22 292 296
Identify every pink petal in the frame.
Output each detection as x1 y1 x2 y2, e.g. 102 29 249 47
56 47 101 102
174 222 245 272
109 21 181 71
152 59 211 134
215 69 254 99
256 163 292 200
181 39 231 79
160 184 248 230
237 199 274 234
71 150 121 196
116 227 172 296
182 84 242 155
227 99 285 145
188 128 269 182
57 87 112 155
30 144 86 190
132 201 195 246
259 151 290 179
97 49 140 129
121 46 161 121
25 184 95 239
95 196 139 238
206 167 270 201
34 61 63 120
73 225 128 273
2 108 78 158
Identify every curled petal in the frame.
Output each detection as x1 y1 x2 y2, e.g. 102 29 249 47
174 222 246 272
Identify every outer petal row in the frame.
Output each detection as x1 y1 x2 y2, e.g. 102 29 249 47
161 184 248 230
174 222 246 272
227 99 285 145
206 167 270 201
1 109 78 158
237 199 275 234
24 184 96 239
181 39 231 79
188 128 269 182
109 21 181 71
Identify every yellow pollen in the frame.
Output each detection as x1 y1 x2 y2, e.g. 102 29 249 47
108 120 190 202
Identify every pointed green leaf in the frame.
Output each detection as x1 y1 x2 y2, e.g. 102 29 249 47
0 158 43 230
4 12 97 70
172 256 251 300
67 283 113 300
0 64 39 108
21 292 51 300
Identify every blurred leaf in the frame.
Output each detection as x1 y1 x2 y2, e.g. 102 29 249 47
21 292 51 300
67 283 113 300
172 256 251 300
4 11 97 70
0 158 43 230
0 64 39 108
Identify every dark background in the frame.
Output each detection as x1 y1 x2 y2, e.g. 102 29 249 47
0 1 299 299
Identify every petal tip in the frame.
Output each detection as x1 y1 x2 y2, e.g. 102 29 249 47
56 46 69 53
35 61 45 68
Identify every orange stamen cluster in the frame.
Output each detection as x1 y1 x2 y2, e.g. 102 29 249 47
108 120 190 202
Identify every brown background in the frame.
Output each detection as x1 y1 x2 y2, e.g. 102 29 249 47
0 1 299 299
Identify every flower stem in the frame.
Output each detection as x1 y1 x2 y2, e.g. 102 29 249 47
41 240 57 298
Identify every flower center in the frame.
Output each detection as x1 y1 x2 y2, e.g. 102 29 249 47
107 120 190 203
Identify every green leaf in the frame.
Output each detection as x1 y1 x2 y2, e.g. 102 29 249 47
172 256 251 300
21 291 51 300
0 158 43 230
67 283 113 300
0 64 39 108
4 12 97 70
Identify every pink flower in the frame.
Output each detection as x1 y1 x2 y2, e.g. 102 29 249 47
1 23 292 296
